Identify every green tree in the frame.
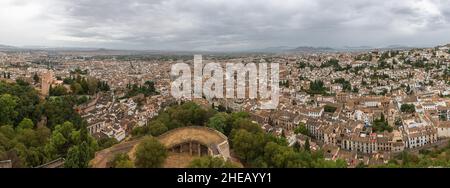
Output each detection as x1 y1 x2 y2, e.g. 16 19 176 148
64 135 97 168
232 118 262 134
372 113 393 133
45 132 67 159
50 85 68 96
70 83 84 95
324 105 337 113
135 137 167 168
356 162 368 168
44 121 78 158
263 142 288 167
0 94 18 125
308 80 327 95
64 145 82 168
334 78 352 92
294 123 308 135
231 129 266 163
400 104 416 113
406 85 412 94
17 118 34 130
207 112 229 133
189 156 237 168
0 80 96 168
35 126 51 146
147 120 168 136
87 77 98 95
42 97 84 129
98 81 110 92
76 96 89 105
115 159 135 168
143 80 156 95
109 153 134 168
304 138 311 152
98 137 118 150
33 73 40 84
321 59 342 71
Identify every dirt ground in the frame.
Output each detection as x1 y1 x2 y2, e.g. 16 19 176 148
163 152 200 168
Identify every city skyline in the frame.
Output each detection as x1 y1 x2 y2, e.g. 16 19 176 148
1 0 450 51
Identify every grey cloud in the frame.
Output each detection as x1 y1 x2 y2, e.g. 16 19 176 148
2 0 450 50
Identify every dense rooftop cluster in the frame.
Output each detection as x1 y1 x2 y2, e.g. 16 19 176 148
1 44 450 167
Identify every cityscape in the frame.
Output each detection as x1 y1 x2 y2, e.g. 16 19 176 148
1 0 450 170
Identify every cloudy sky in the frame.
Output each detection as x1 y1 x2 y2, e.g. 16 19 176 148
1 0 450 51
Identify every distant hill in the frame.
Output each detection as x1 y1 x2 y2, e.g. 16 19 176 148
21 46 105 51
0 44 122 52
243 46 293 53
288 45 416 53
379 45 414 50
0 44 18 50
248 46 338 53
289 46 336 53
342 46 373 51
258 46 294 53
0 43 445 54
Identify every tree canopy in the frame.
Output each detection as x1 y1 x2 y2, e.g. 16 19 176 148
400 104 416 113
189 156 237 168
308 80 328 95
372 113 393 133
132 102 215 137
0 80 98 168
0 94 18 125
134 136 167 168
108 153 134 168
294 123 308 135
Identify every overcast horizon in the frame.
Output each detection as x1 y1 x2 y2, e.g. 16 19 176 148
1 0 450 51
